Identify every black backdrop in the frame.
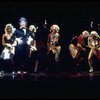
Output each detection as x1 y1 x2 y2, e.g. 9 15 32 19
0 1 100 72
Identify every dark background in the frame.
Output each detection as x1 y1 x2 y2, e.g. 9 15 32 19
0 1 100 98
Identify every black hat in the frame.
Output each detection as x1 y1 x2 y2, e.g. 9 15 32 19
19 17 27 22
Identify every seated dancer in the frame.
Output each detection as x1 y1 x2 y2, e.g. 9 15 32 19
88 31 100 72
69 31 89 58
28 25 38 73
0 24 16 74
47 24 61 62
69 31 89 71
77 31 89 54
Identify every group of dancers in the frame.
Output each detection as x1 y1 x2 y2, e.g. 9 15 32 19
69 29 100 73
0 17 61 74
0 17 100 75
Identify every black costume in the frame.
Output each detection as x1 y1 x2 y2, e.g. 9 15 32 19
0 34 15 73
13 28 34 72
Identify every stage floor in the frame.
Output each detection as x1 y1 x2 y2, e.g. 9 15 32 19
0 71 99 80
0 71 100 98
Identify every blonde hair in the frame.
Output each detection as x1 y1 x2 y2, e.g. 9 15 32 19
29 25 37 33
82 30 89 38
50 24 60 33
4 23 16 34
90 31 100 38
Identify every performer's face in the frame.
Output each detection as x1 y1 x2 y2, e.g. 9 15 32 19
51 29 56 33
19 21 27 28
83 33 89 38
6 27 12 33
29 26 34 31
29 26 36 33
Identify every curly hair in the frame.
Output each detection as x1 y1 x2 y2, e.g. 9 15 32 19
4 23 16 34
50 24 60 33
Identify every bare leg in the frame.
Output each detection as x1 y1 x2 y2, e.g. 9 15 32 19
88 49 94 72
34 60 38 73
10 54 15 74
55 46 61 62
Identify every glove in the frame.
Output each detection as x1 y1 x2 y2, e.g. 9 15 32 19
6 44 12 48
27 36 33 45
15 37 23 45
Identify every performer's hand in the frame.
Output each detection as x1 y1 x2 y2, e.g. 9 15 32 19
30 46 37 51
15 37 23 45
27 36 33 45
6 44 12 48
